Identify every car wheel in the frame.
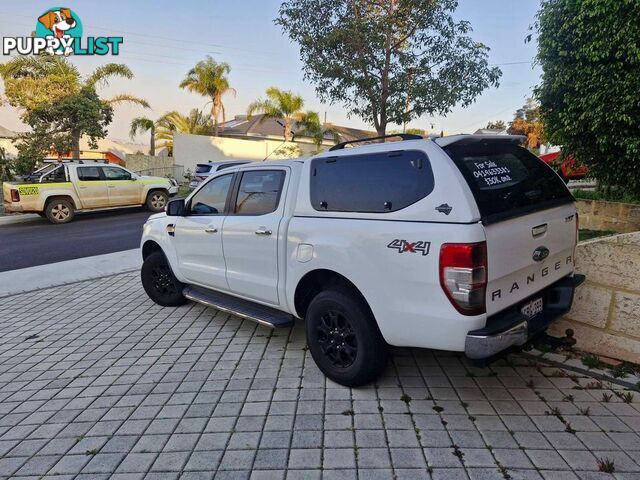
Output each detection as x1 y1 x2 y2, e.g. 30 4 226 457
45 198 74 224
146 190 169 212
141 251 187 306
306 289 388 387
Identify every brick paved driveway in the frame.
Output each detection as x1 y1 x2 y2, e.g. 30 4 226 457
1 272 639 480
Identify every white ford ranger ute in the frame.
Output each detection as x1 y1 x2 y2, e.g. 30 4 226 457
140 134 584 386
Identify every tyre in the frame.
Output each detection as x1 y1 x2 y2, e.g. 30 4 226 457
146 190 169 212
45 198 74 224
141 251 187 306
306 289 387 387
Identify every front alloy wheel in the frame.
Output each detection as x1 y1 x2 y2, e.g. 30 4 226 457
141 250 186 306
147 191 169 212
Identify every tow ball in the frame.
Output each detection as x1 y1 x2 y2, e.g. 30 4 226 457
528 328 577 350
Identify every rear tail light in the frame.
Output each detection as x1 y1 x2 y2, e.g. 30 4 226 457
10 189 20 203
439 242 487 316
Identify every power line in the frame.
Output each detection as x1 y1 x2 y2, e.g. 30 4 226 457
0 12 279 57
489 61 535 67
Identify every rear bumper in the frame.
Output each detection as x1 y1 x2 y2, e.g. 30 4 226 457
465 273 586 359
3 202 24 213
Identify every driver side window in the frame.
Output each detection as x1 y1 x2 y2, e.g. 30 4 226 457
189 174 233 215
103 166 132 181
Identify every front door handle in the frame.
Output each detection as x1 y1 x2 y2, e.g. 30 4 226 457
255 227 272 236
204 227 218 233
107 185 116 189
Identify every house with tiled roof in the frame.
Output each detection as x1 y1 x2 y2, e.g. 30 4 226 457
218 114 375 144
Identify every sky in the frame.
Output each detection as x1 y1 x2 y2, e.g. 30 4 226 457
0 0 542 144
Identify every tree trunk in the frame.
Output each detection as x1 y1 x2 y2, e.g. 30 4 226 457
212 100 219 137
376 120 386 137
71 129 81 159
284 119 292 142
150 125 155 156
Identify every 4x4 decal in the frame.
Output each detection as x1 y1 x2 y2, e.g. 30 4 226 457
387 239 431 256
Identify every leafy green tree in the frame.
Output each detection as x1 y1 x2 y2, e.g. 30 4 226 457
247 87 305 142
0 56 148 167
534 0 640 193
179 56 235 136
276 0 501 135
155 109 213 155
17 86 114 170
130 117 156 156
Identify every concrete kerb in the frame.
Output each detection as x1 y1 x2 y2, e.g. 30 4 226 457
0 248 142 298
0 213 42 226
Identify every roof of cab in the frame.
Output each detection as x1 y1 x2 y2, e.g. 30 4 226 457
435 134 526 148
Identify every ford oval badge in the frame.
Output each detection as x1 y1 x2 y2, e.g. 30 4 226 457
532 246 550 262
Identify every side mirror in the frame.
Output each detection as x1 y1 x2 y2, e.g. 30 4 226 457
166 198 186 216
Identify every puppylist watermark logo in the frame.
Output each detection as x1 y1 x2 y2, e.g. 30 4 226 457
2 7 123 56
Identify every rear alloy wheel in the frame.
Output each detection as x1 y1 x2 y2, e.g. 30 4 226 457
141 251 186 306
147 190 169 212
45 199 74 224
306 289 387 387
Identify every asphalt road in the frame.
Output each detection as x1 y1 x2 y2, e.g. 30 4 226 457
0 208 151 272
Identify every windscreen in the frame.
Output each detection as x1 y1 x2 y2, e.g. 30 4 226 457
194 164 212 174
444 140 573 224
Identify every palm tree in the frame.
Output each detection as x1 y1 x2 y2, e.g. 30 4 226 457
155 109 213 155
129 117 156 155
179 56 235 136
247 87 305 142
295 111 340 151
0 57 149 158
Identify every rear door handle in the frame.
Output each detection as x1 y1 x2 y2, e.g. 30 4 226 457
255 227 272 236
204 227 218 233
107 185 116 189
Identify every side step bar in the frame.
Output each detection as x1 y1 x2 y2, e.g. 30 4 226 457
183 285 295 328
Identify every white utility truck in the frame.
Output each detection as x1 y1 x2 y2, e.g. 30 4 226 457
140 134 584 386
3 161 178 224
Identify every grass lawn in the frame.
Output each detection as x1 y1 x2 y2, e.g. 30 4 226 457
579 229 617 242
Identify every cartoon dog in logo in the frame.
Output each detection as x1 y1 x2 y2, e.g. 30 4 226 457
38 8 76 56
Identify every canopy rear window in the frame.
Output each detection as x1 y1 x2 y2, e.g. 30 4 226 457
443 139 573 224
310 150 434 213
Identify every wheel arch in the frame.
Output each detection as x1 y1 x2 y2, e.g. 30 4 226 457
145 187 169 198
293 269 373 320
44 194 77 209
142 240 163 260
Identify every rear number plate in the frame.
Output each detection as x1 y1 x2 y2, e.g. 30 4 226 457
521 297 543 318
